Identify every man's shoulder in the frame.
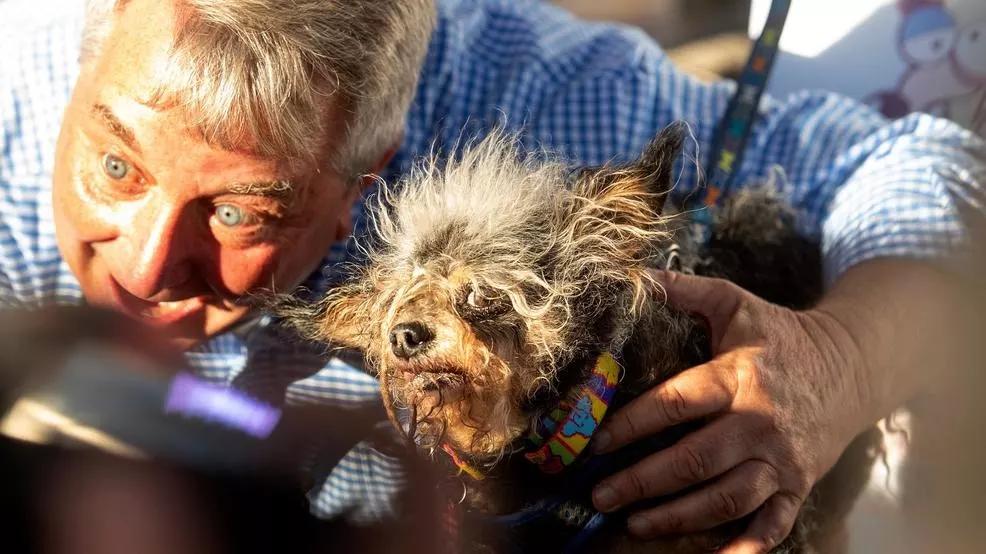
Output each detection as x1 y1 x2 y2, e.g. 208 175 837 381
0 0 85 36
1 0 82 180
0 1 82 307
433 0 661 80
407 0 671 166
0 0 84 87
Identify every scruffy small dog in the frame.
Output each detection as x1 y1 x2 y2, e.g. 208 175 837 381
281 124 878 553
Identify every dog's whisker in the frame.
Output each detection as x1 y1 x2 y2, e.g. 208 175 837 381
405 402 418 447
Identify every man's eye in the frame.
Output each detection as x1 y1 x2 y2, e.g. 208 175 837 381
102 153 130 180
215 204 245 227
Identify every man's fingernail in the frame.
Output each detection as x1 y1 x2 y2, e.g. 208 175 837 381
593 484 619 512
591 430 611 453
628 515 653 537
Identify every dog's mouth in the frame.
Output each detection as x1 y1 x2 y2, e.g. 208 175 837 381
392 364 469 406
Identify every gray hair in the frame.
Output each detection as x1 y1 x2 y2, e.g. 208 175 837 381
81 0 436 179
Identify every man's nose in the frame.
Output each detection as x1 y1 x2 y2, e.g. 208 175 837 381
121 204 194 299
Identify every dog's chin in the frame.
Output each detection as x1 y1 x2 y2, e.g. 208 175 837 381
384 362 469 427
404 370 467 406
390 382 518 460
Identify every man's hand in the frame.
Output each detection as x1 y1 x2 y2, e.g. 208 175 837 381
590 270 872 553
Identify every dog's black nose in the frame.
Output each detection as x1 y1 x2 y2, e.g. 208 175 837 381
389 322 433 359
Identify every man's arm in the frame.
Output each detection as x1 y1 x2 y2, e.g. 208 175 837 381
811 258 968 429
529 25 984 278
591 259 966 552
431 2 983 267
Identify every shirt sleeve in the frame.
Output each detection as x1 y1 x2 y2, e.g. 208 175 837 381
0 268 13 308
525 23 986 284
0 2 84 309
0 169 16 308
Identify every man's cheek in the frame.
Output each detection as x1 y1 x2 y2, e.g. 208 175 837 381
214 247 281 294
55 158 123 243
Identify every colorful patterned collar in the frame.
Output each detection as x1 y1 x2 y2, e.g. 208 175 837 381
441 352 620 480
524 352 620 474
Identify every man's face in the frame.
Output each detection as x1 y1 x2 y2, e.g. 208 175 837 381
52 0 361 348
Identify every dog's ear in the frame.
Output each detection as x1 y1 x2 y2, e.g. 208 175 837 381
573 123 684 215
276 284 376 352
632 122 686 211
566 123 684 255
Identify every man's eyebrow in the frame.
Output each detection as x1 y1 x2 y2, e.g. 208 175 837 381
91 103 141 153
226 180 295 200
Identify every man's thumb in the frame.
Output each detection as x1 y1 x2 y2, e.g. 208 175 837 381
650 270 744 342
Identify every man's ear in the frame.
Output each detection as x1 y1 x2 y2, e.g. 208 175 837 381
358 142 400 188
566 123 685 254
334 143 401 242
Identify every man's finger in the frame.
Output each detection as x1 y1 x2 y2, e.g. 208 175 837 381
651 270 745 321
717 492 803 554
624 460 779 538
650 270 745 347
592 414 755 512
592 361 735 454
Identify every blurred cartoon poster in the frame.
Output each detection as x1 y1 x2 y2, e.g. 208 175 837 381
750 0 986 136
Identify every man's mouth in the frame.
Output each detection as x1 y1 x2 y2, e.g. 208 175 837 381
106 277 210 327
137 298 207 326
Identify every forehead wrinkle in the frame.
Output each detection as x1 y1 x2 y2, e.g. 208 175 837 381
91 103 141 153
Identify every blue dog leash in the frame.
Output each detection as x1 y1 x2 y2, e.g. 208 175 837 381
689 0 792 238
478 453 619 554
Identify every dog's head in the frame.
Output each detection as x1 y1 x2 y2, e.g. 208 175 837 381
282 125 685 464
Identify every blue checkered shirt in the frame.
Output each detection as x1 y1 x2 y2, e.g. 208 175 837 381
2 0 984 521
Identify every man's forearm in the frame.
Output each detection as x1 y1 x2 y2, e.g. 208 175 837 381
808 258 965 428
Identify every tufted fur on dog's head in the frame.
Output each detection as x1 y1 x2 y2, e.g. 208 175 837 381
280 124 687 466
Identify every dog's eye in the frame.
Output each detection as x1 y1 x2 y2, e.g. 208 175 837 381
459 288 509 320
466 289 486 308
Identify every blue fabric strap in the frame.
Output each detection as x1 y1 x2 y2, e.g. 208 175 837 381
562 512 608 554
692 0 792 226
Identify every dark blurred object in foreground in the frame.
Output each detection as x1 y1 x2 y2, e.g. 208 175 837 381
0 306 443 554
